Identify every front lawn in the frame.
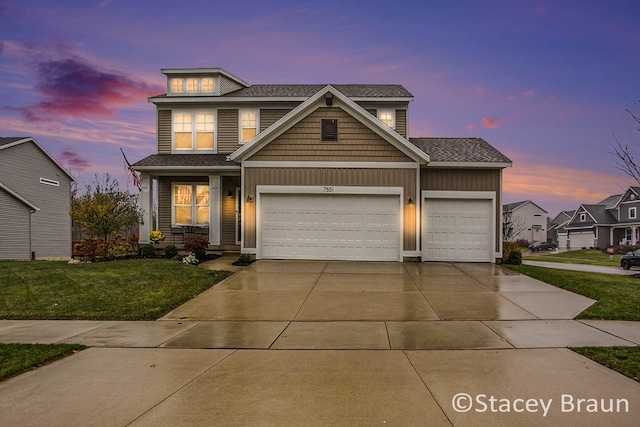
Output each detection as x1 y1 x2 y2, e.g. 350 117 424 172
571 347 640 382
505 265 640 320
0 343 86 381
0 259 232 320
524 249 621 266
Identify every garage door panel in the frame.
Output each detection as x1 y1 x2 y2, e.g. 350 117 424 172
259 193 401 261
423 198 492 262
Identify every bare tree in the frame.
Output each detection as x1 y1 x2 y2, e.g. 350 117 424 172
503 210 528 242
612 107 640 183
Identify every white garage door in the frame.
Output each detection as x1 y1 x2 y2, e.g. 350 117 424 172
557 233 568 250
423 198 493 262
259 193 401 261
568 231 595 249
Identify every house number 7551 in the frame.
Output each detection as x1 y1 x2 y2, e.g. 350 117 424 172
323 186 335 193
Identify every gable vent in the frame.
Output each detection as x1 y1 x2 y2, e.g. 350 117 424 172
321 119 338 142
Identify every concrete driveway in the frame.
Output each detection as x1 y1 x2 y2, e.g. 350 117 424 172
1 260 639 426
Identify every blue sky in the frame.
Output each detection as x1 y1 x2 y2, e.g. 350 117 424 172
1 0 639 216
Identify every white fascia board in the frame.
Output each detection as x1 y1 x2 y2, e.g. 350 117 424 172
133 166 241 175
426 161 513 169
243 161 418 169
150 96 309 104
0 183 40 211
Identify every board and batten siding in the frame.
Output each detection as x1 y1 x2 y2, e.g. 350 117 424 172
422 168 503 254
0 141 72 259
242 167 417 251
0 191 32 260
248 107 412 162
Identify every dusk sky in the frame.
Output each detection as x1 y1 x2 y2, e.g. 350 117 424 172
1 0 639 217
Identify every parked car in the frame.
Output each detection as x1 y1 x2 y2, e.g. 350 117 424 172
530 242 557 252
620 249 640 270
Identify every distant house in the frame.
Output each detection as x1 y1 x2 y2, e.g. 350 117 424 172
133 67 512 263
502 200 548 243
547 210 575 248
0 137 75 260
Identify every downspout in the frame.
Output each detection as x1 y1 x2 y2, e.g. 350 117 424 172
29 208 36 260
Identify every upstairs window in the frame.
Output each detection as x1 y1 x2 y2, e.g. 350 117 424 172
240 110 258 143
378 109 395 129
171 78 185 93
201 78 215 92
322 119 338 142
187 78 199 93
173 184 210 225
630 207 637 220
173 111 215 151
579 213 586 222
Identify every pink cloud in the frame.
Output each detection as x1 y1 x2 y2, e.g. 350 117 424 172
522 90 534 97
483 117 500 128
476 86 485 96
465 123 476 130
57 147 91 173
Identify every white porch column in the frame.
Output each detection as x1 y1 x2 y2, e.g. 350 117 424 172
209 175 221 245
138 174 153 244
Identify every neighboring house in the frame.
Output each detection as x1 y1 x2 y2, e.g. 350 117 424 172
0 137 75 260
502 200 548 243
562 190 640 249
547 210 575 248
133 68 512 263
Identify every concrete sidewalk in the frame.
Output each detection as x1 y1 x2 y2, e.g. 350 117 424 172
523 259 638 275
1 260 639 426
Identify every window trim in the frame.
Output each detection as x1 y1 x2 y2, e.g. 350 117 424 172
239 109 259 144
377 109 396 129
169 77 217 95
579 213 587 222
630 207 637 220
172 110 217 153
171 183 211 227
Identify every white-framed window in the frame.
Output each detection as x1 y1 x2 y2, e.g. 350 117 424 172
187 78 199 93
173 111 216 151
377 109 395 129
173 183 210 226
201 78 215 93
171 78 185 93
239 109 258 143
630 207 637 219
579 213 586 222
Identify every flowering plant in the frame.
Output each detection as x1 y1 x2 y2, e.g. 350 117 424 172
149 230 165 244
182 253 199 265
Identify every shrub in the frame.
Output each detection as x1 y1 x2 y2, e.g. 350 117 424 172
515 239 530 248
149 230 165 244
184 235 209 260
164 244 178 259
74 238 105 261
502 242 520 260
504 249 522 265
141 244 156 258
234 253 254 265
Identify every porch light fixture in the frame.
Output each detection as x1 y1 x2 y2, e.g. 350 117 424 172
227 190 233 197
246 195 254 203
407 197 414 205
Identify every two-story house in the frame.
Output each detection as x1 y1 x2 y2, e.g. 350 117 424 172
0 137 75 260
502 200 548 243
133 68 512 262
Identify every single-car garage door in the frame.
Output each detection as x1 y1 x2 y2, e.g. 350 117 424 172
259 193 401 261
422 198 493 262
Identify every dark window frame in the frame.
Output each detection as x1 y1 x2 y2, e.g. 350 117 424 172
321 119 338 142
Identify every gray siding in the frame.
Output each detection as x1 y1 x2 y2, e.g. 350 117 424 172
0 141 73 259
218 109 239 154
158 109 172 154
260 109 291 131
219 76 244 95
0 191 32 260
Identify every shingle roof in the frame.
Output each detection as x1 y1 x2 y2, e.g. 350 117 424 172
133 154 237 168
149 84 413 100
409 138 512 164
582 204 618 224
503 201 529 212
597 194 622 209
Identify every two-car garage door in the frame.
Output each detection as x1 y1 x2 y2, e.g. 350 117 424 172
259 192 401 261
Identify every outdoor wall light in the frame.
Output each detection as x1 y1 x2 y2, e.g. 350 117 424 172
227 190 233 197
246 195 254 203
407 197 414 205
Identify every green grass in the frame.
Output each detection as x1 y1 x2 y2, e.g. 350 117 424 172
524 249 621 266
571 347 640 382
0 343 86 381
0 259 232 320
505 265 640 320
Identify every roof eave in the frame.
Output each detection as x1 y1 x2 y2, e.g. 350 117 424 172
426 161 512 168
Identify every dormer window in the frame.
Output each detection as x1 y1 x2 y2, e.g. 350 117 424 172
378 109 395 129
579 213 586 222
169 77 217 95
